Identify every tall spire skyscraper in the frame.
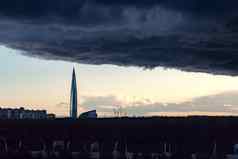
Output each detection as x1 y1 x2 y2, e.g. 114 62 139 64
70 68 78 119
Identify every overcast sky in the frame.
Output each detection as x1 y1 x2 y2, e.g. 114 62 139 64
2 46 238 117
1 0 238 75
1 0 238 116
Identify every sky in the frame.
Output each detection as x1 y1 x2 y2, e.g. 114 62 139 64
1 0 238 116
1 0 238 75
2 45 238 117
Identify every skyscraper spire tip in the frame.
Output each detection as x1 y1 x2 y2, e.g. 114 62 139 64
72 67 76 75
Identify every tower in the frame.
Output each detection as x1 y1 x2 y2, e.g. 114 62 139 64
70 68 78 119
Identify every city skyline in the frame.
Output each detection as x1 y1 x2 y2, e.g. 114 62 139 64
2 46 238 117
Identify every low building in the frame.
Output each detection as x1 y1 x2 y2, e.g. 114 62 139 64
79 110 97 119
47 113 56 119
0 107 50 120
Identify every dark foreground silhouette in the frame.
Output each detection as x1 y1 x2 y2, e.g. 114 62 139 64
0 116 237 159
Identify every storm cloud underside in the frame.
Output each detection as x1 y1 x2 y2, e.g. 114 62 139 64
1 0 238 75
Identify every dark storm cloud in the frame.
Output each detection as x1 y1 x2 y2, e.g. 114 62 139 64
1 0 238 16
1 0 238 75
